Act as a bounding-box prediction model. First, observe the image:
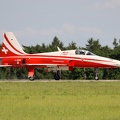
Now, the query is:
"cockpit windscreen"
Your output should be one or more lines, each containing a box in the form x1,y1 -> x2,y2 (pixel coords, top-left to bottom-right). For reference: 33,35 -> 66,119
75,49 -> 95,55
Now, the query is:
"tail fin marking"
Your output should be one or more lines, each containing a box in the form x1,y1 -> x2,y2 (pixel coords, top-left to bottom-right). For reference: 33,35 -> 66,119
0,32 -> 26,56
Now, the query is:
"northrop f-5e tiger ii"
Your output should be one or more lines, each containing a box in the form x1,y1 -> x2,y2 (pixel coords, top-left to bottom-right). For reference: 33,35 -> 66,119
0,32 -> 120,80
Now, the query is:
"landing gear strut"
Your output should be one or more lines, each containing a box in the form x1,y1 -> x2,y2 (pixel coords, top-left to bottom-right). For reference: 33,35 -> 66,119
28,66 -> 35,81
94,68 -> 99,80
54,70 -> 60,80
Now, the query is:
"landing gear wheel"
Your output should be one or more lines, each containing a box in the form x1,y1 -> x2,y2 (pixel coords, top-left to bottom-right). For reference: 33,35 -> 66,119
95,76 -> 99,80
28,76 -> 35,81
54,71 -> 60,80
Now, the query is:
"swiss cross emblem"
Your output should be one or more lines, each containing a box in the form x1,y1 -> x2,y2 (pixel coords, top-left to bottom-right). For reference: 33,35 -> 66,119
2,47 -> 8,54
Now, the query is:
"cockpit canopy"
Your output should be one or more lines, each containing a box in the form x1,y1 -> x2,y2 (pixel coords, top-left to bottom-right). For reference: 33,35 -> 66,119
75,49 -> 95,55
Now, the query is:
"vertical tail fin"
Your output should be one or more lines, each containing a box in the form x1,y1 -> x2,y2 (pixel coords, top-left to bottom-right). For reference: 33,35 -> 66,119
0,32 -> 26,57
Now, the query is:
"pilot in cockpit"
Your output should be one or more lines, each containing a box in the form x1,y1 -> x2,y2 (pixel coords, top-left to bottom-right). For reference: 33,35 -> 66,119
75,49 -> 95,55
75,49 -> 85,55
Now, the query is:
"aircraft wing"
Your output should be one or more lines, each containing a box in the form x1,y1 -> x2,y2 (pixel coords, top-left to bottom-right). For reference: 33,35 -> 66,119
0,65 -> 12,67
24,63 -> 67,67
24,63 -> 68,71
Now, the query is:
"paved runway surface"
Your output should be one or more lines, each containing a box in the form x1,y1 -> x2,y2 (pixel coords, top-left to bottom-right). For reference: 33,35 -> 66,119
0,79 -> 120,82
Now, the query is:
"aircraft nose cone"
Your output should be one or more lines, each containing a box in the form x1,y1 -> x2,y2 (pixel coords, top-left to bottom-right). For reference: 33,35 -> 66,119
113,59 -> 120,67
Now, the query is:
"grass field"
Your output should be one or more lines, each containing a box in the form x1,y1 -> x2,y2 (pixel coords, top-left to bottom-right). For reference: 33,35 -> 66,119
0,81 -> 120,120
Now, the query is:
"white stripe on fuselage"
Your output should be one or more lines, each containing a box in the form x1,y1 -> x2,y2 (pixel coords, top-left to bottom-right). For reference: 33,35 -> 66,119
7,53 -> 120,67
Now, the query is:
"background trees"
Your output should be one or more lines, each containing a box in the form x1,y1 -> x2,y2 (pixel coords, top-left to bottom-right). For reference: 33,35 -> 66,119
0,37 -> 120,80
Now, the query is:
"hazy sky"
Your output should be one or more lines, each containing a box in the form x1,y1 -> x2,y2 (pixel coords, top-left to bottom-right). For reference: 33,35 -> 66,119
0,0 -> 120,48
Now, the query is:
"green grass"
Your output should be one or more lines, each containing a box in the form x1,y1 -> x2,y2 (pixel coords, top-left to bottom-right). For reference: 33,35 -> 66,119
0,81 -> 120,120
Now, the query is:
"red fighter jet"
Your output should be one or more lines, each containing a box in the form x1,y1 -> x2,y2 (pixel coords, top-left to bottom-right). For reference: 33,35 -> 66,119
0,32 -> 120,80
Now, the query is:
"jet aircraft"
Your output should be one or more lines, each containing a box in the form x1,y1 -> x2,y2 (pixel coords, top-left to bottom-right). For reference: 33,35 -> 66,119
0,32 -> 120,80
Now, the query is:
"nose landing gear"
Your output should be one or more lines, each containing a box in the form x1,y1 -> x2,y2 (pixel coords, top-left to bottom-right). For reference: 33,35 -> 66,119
94,68 -> 99,80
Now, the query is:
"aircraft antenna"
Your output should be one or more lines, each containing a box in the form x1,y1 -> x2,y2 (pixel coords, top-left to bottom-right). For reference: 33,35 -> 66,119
57,46 -> 61,51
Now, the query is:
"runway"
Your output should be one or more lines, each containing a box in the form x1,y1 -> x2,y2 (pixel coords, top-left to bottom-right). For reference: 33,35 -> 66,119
0,79 -> 120,82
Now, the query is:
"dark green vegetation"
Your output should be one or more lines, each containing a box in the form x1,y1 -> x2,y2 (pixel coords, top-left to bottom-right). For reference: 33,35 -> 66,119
0,81 -> 120,120
0,37 -> 120,79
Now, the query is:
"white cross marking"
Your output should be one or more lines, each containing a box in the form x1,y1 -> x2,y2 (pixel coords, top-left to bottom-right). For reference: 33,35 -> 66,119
2,47 -> 8,54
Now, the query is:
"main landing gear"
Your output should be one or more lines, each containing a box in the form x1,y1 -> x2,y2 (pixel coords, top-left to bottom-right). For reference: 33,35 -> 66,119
54,70 -> 60,80
27,66 -> 61,81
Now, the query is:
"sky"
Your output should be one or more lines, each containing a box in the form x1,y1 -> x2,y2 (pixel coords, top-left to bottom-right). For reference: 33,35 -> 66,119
0,0 -> 120,48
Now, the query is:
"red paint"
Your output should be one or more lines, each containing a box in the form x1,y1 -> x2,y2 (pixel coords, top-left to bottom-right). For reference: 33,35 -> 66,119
0,32 -> 120,79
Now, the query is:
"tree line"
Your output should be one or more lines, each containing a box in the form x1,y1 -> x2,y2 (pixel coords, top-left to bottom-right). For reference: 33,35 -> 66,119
0,37 -> 120,80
